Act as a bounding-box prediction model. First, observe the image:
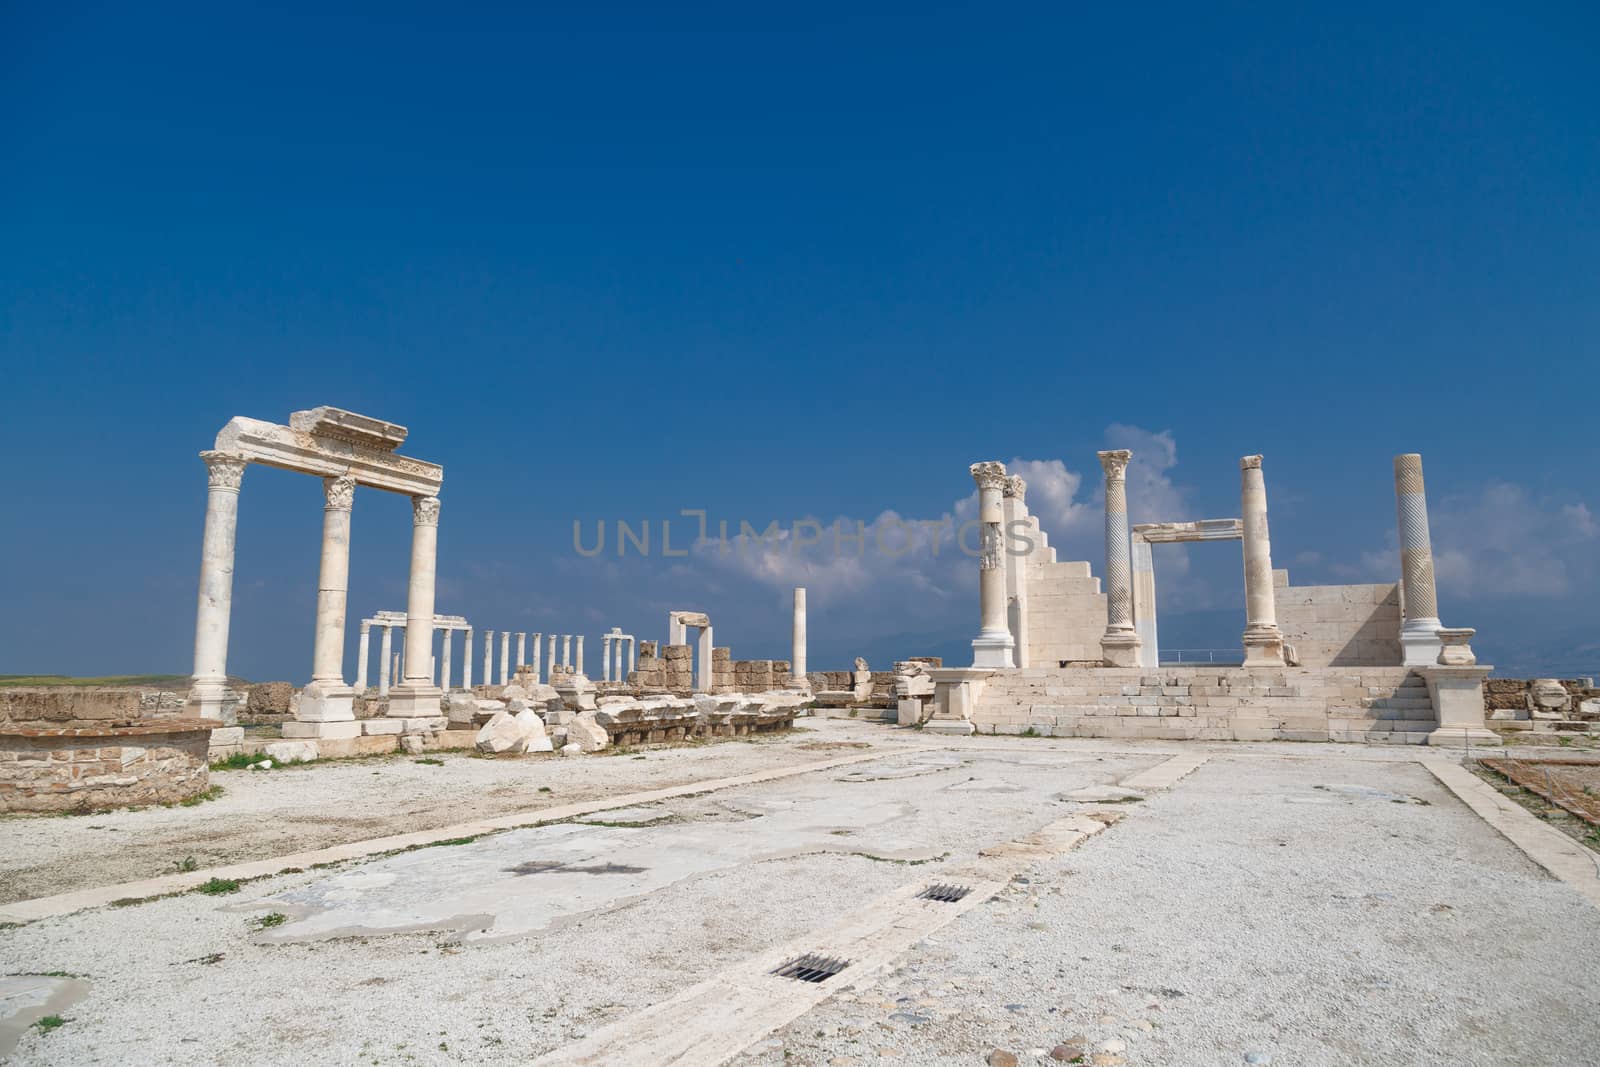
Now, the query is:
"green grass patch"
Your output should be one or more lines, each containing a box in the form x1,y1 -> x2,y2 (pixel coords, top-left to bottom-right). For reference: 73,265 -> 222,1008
253,912 -> 287,929
34,1015 -> 66,1034
173,856 -> 199,873
195,877 -> 240,895
209,752 -> 263,771
175,785 -> 224,807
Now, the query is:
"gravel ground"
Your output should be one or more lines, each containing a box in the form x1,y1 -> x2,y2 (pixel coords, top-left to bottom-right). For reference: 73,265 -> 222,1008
753,754 -> 1600,1067
1,746 -> 1157,1065
0,725 -> 924,904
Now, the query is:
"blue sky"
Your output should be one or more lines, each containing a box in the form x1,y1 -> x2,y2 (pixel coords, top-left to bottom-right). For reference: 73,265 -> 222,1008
2,2 -> 1596,680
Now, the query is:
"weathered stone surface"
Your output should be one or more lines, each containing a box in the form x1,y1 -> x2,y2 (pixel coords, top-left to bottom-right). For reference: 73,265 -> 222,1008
1529,678 -> 1572,718
560,742 -> 583,757
474,706 -> 548,756
567,713 -> 609,753
264,740 -> 318,764
245,681 -> 295,718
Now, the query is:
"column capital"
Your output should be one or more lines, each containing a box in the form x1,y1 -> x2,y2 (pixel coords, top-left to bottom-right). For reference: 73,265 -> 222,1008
1002,475 -> 1026,501
323,473 -> 357,510
360,620 -> 371,633
1097,449 -> 1132,480
969,461 -> 1008,491
200,450 -> 248,490
1240,454 -> 1264,471
412,495 -> 441,526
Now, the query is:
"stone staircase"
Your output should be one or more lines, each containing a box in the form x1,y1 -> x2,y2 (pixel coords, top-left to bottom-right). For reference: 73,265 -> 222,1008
1332,673 -> 1435,744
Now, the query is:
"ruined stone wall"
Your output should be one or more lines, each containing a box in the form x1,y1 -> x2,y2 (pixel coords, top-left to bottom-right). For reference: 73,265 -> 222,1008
0,725 -> 213,812
1274,580 -> 1401,667
1024,560 -> 1107,667
1484,678 -> 1598,713
973,666 -> 1428,743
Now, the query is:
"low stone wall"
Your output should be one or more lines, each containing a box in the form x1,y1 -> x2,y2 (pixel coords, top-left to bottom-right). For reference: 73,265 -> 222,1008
1485,677 -> 1598,713
971,666 -> 1431,743
0,687 -> 183,725
0,720 -> 215,812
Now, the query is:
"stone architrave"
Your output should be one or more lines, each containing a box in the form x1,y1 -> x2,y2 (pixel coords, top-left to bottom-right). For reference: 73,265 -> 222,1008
969,462 -> 1016,669
1096,450 -> 1141,667
1238,455 -> 1286,667
1394,453 -> 1445,666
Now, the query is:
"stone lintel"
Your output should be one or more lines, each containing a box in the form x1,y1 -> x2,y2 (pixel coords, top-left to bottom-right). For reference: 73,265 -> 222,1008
1131,518 -> 1243,544
213,416 -> 442,497
288,406 -> 407,451
670,611 -> 712,628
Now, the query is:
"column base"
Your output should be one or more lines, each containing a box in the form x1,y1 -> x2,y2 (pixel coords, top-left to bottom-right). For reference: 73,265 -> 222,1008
1100,632 -> 1142,668
282,719 -> 362,740
1426,726 -> 1502,748
971,632 -> 1016,669
385,685 -> 443,719
297,681 -> 356,722
1242,630 -> 1286,667
185,682 -> 241,726
924,719 -> 976,735
1401,623 -> 1444,667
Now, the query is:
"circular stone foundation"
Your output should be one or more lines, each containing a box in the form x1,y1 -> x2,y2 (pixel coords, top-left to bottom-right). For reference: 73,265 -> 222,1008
0,718 -> 220,813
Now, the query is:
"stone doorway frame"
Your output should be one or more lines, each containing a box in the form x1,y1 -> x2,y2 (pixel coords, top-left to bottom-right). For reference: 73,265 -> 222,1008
667,611 -> 714,693
1129,518 -> 1243,669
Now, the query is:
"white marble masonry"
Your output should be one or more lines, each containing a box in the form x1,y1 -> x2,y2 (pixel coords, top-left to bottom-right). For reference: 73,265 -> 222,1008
969,461 -> 1016,669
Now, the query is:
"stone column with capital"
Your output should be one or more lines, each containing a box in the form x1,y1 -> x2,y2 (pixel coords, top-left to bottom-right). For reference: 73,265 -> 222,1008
499,631 -> 511,685
482,630 -> 494,690
379,625 -> 394,696
563,634 -> 573,668
187,451 -> 249,723
356,621 -> 372,691
601,635 -> 612,682
1239,455 -> 1286,666
576,634 -> 585,676
516,631 -> 526,670
791,587 -> 809,688
387,495 -> 443,720
969,462 -> 1017,668
1097,450 -> 1142,667
463,628 -> 474,689
1394,453 -> 1445,666
549,633 -> 559,673
300,474 -> 359,723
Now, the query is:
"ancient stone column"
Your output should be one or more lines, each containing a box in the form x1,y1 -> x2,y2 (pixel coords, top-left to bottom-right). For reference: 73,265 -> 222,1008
627,637 -> 636,675
187,451 -> 249,723
1002,476 -> 1030,668
792,587 -> 808,686
356,621 -> 371,691
440,627 -> 453,690
969,462 -> 1016,668
601,635 -> 612,682
1096,450 -> 1142,667
697,626 -> 714,692
300,474 -> 359,721
1394,453 -> 1444,666
562,634 -> 572,668
463,628 -> 474,689
531,632 -> 542,684
499,631 -> 511,684
389,495 -> 443,716
576,634 -> 585,675
482,630 -> 494,689
516,631 -> 526,670
1239,456 -> 1286,667
549,633 -> 558,672
379,625 -> 393,697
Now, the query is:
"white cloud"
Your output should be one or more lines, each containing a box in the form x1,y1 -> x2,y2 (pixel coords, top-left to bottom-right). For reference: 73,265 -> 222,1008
1343,481 -> 1596,600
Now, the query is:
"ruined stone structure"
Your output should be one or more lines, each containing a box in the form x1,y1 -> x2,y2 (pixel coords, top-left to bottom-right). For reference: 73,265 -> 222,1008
186,407 -> 446,747
939,451 -> 1497,747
